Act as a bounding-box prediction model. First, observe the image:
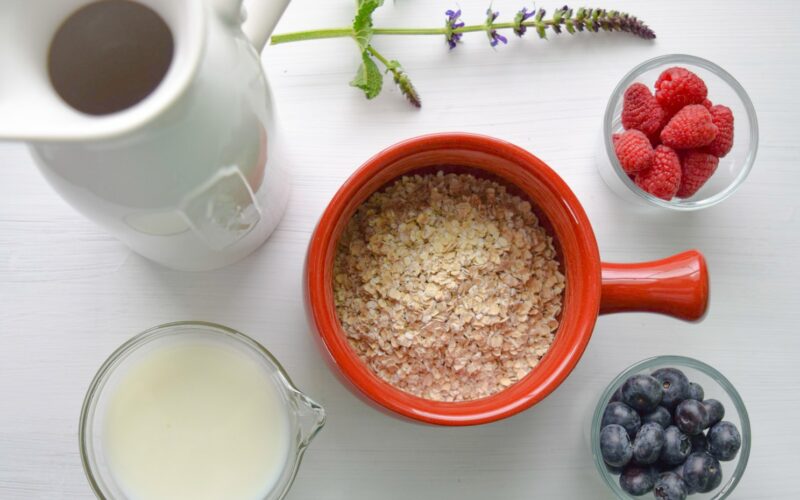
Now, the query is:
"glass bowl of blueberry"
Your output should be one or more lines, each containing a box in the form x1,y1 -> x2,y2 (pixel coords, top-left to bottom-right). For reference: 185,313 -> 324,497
591,356 -> 750,499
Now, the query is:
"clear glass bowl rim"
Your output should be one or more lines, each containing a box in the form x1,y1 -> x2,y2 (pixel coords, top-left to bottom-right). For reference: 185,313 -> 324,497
603,53 -> 759,211
590,355 -> 751,499
78,320 -> 325,500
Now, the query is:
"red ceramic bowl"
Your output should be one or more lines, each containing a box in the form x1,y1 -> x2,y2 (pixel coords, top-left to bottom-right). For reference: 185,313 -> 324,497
305,133 -> 709,426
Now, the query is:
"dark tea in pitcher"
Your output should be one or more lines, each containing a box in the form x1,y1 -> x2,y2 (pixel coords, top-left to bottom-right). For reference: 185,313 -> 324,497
48,0 -> 174,115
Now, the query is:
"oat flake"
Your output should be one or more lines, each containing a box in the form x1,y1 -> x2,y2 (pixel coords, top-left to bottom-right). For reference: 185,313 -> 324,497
333,172 -> 565,402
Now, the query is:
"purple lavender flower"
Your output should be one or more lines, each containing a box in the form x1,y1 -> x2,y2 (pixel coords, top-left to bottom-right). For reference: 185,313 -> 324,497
513,7 -> 536,37
444,9 -> 464,49
485,8 -> 507,47
490,30 -> 508,47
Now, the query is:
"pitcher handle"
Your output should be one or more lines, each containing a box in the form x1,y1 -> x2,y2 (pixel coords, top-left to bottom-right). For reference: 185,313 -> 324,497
599,250 -> 709,322
242,0 -> 291,52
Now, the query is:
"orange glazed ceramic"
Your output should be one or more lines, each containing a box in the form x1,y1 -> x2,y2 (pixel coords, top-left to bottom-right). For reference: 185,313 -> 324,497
305,133 -> 709,426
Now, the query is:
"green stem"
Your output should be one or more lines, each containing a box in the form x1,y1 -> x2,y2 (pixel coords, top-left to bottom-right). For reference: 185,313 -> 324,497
366,45 -> 421,108
375,23 -> 516,35
270,28 -> 353,44
271,21 -> 549,45
365,45 -> 391,67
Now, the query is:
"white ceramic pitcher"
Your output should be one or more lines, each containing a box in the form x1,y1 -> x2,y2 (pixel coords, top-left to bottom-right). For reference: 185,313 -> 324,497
0,0 -> 291,270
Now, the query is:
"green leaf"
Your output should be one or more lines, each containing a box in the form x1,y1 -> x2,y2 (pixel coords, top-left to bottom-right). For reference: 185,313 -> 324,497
349,53 -> 383,99
353,0 -> 384,51
536,22 -> 547,39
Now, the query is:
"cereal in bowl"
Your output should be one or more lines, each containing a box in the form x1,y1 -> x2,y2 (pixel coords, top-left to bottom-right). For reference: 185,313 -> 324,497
333,172 -> 565,401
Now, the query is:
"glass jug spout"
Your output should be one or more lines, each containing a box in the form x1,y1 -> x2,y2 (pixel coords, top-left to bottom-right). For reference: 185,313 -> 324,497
290,390 -> 326,448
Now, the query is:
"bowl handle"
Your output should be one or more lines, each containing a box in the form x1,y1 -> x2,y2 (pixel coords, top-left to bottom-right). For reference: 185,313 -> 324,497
599,250 -> 709,322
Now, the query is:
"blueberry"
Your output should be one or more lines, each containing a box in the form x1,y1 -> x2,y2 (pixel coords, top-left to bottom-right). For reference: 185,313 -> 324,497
660,426 -> 691,465
654,471 -> 688,500
674,400 -> 708,436
632,422 -> 665,465
642,406 -> 672,428
619,464 -> 657,496
621,374 -> 664,413
703,399 -> 725,428
606,462 -> 625,475
600,424 -> 633,468
651,368 -> 690,410
707,421 -> 741,461
690,432 -> 708,453
610,385 -> 624,403
682,452 -> 722,493
687,382 -> 704,401
656,461 -> 683,476
602,402 -> 642,439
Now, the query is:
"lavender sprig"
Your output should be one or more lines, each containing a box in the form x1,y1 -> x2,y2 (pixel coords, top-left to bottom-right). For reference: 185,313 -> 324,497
445,9 -> 465,49
513,7 -> 536,37
485,8 -> 508,47
271,4 -> 656,107
560,7 -> 656,40
366,46 -> 422,108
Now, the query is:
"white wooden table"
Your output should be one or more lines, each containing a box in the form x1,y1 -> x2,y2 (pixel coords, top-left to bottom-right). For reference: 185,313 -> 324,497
2,1 -> 798,498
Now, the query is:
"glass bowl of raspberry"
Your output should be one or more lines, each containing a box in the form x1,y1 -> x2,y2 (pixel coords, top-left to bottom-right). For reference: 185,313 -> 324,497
598,54 -> 758,211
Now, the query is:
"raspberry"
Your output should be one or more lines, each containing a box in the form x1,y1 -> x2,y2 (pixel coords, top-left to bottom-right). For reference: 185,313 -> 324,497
701,98 -> 713,110
678,150 -> 719,198
613,129 -> 654,173
655,67 -> 708,113
621,83 -> 666,139
660,105 -> 718,149
703,105 -> 734,157
635,145 -> 682,200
